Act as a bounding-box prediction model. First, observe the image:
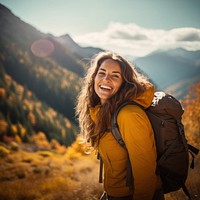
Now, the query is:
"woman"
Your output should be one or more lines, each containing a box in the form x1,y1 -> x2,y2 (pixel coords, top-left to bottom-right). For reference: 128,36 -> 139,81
76,51 -> 164,200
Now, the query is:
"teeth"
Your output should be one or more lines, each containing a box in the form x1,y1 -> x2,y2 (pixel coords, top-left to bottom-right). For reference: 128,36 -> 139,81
100,85 -> 112,90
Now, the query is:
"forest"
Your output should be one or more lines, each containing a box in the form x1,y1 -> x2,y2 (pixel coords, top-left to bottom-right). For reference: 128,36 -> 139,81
0,65 -> 77,146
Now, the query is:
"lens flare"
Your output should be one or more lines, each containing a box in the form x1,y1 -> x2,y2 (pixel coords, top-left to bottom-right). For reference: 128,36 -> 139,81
30,39 -> 54,57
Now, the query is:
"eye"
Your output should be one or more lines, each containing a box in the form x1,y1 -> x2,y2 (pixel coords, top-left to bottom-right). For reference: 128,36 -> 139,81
112,74 -> 119,78
112,74 -> 121,80
97,71 -> 105,76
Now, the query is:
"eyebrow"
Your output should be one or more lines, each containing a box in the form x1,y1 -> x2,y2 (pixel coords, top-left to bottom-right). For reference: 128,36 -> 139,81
99,67 -> 121,74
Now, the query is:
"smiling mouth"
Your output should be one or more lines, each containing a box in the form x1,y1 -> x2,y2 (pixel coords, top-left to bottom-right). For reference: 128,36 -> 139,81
99,85 -> 112,91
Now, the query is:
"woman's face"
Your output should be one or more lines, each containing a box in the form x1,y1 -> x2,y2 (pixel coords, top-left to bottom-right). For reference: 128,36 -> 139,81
94,59 -> 123,104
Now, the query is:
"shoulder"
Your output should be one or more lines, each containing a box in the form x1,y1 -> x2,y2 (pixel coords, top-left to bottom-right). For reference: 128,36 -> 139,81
116,104 -> 153,144
116,104 -> 151,129
117,104 -> 146,120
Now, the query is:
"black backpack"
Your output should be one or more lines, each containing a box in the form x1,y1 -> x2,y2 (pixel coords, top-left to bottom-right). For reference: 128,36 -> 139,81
110,91 -> 199,199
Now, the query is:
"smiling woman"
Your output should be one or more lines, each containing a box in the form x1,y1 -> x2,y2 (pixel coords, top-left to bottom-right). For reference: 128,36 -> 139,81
76,51 -> 164,200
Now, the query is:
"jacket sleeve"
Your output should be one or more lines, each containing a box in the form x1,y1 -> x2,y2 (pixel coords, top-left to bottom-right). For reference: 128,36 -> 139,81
117,105 -> 159,200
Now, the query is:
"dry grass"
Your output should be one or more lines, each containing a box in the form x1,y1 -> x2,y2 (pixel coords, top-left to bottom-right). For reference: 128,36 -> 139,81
0,143 -> 103,200
0,141 -> 199,200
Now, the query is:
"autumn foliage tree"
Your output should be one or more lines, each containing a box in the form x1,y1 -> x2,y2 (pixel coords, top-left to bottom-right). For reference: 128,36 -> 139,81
182,82 -> 200,147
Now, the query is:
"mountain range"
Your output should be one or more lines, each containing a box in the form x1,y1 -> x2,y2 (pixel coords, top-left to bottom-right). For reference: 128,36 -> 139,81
0,3 -> 199,145
135,48 -> 200,98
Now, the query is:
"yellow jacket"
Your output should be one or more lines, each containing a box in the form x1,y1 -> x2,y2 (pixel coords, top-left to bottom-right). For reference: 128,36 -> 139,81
90,85 -> 162,200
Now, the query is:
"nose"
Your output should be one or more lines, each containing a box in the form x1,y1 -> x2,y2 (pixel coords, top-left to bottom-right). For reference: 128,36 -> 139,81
104,74 -> 111,81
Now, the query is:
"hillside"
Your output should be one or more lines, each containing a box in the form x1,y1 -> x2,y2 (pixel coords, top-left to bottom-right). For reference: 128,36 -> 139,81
0,4 -> 86,119
0,4 -> 87,145
0,66 -> 77,146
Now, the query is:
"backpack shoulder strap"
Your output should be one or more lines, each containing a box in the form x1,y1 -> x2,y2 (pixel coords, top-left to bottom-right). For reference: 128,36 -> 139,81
111,100 -> 144,186
97,152 -> 103,183
112,100 -> 144,148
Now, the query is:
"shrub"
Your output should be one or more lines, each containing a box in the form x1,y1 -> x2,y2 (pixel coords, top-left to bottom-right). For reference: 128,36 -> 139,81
0,145 -> 10,157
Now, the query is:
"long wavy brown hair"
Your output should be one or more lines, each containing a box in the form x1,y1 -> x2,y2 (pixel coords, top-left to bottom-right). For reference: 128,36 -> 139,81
76,51 -> 151,146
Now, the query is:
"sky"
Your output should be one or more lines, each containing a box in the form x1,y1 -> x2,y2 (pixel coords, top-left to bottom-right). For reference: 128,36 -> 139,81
1,0 -> 200,57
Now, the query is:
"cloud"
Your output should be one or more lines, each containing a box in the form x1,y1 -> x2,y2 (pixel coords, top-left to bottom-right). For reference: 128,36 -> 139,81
172,28 -> 200,41
74,22 -> 200,57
